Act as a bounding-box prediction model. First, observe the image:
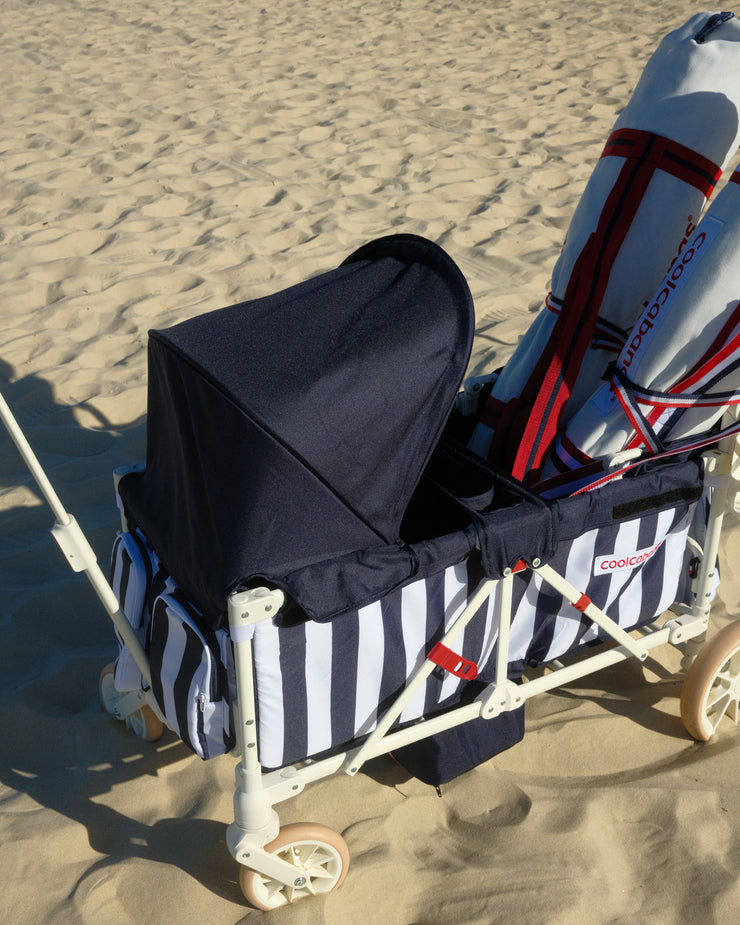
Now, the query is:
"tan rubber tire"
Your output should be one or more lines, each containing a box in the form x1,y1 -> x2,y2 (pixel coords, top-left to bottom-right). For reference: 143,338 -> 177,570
99,663 -> 164,743
680,622 -> 740,741
239,822 -> 350,910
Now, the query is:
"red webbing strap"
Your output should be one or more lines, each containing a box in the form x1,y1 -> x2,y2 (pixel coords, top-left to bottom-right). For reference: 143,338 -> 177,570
603,129 -> 721,197
505,132 -> 658,477
676,310 -> 740,393
486,130 -> 720,481
544,408 -> 740,499
626,308 -> 740,450
428,642 -> 479,680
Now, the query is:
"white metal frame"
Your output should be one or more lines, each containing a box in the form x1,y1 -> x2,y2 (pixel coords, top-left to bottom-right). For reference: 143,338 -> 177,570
223,443 -> 738,889
3,387 -> 738,895
0,394 -> 164,726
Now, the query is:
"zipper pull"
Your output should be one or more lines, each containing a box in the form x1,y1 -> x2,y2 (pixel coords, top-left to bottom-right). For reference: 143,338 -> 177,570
694,12 -> 735,45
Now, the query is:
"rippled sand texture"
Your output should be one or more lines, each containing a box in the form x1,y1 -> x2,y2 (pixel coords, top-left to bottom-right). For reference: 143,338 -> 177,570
2,1 -> 740,923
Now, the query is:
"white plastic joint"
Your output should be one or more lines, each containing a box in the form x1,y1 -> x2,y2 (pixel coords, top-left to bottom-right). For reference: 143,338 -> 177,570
228,587 -> 285,626
51,516 -> 97,573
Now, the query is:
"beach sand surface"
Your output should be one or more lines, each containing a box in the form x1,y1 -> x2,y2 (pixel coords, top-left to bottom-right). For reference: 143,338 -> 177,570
2,1 -> 740,922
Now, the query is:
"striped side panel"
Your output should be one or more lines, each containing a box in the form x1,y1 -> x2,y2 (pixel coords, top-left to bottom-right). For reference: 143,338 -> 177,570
260,556 -> 510,769
255,494 -> 700,769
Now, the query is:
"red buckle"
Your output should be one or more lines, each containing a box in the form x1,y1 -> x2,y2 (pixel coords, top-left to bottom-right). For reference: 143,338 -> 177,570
428,642 -> 479,680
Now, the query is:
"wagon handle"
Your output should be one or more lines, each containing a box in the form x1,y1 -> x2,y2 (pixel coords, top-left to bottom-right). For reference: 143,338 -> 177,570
0,389 -> 71,525
0,389 -> 152,685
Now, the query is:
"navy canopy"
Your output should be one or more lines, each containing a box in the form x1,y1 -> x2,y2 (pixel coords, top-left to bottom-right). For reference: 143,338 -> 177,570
119,235 -> 476,626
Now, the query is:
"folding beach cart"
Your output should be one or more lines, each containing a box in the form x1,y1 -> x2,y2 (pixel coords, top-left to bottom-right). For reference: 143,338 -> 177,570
3,234 -> 740,911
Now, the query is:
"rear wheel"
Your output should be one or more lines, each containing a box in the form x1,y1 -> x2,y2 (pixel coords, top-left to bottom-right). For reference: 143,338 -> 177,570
680,623 -> 740,741
239,822 -> 349,910
99,662 -> 163,742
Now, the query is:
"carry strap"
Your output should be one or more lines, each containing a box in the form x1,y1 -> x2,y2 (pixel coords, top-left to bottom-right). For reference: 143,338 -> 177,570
572,417 -> 740,495
535,369 -> 740,498
480,130 -> 721,481
612,366 -> 740,452
620,302 -> 740,452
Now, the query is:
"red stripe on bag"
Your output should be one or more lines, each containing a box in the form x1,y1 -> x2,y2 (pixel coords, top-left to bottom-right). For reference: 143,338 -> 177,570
480,131 -> 720,481
509,135 -> 659,477
603,129 -> 721,196
634,307 -> 740,440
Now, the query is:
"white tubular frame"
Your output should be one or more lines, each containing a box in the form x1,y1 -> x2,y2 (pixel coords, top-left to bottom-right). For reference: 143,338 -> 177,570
4,383 -> 736,893
0,391 -> 152,687
225,444 -> 737,886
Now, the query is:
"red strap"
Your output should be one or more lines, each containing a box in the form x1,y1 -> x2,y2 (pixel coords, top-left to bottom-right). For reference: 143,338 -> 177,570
486,130 -> 719,481
428,643 -> 479,680
603,129 -> 721,197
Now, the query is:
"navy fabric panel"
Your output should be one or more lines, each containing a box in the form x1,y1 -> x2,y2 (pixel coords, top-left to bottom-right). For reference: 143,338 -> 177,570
476,501 -> 556,577
277,622 -> 309,765
520,572 -> 565,665
276,528 -> 476,623
119,234 -> 474,628
173,621 -> 204,755
377,589 -> 407,719
392,705 -> 525,786
159,234 -> 474,538
421,569 -> 449,715
552,458 -> 702,541
457,559 -> 487,677
329,610 -> 359,750
121,359 -> 383,627
148,599 -> 169,725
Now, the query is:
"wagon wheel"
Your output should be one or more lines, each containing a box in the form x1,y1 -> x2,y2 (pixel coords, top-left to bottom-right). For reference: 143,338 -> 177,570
99,662 -> 164,742
239,822 -> 350,910
680,622 -> 740,741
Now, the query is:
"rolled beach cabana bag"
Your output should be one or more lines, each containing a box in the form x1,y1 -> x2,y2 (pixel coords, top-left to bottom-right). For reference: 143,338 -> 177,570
468,11 -> 740,481
535,171 -> 740,498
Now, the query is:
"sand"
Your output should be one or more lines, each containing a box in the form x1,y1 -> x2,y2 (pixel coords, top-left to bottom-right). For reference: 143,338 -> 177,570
2,1 -> 740,922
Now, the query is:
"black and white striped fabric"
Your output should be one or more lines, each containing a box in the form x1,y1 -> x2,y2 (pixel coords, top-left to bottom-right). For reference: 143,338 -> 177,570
110,532 -> 233,759
253,493 -> 699,769
109,529 -> 163,692
110,467 -> 705,767
148,587 -> 235,759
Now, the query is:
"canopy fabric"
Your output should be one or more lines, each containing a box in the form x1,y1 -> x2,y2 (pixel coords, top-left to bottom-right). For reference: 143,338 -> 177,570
119,235 -> 475,627
468,11 -> 740,481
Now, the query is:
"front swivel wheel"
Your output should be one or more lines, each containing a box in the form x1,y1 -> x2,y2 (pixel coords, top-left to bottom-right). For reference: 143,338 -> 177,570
239,822 -> 349,910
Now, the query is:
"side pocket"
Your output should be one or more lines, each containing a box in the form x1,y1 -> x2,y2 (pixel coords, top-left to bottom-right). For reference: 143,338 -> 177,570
148,588 -> 234,760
